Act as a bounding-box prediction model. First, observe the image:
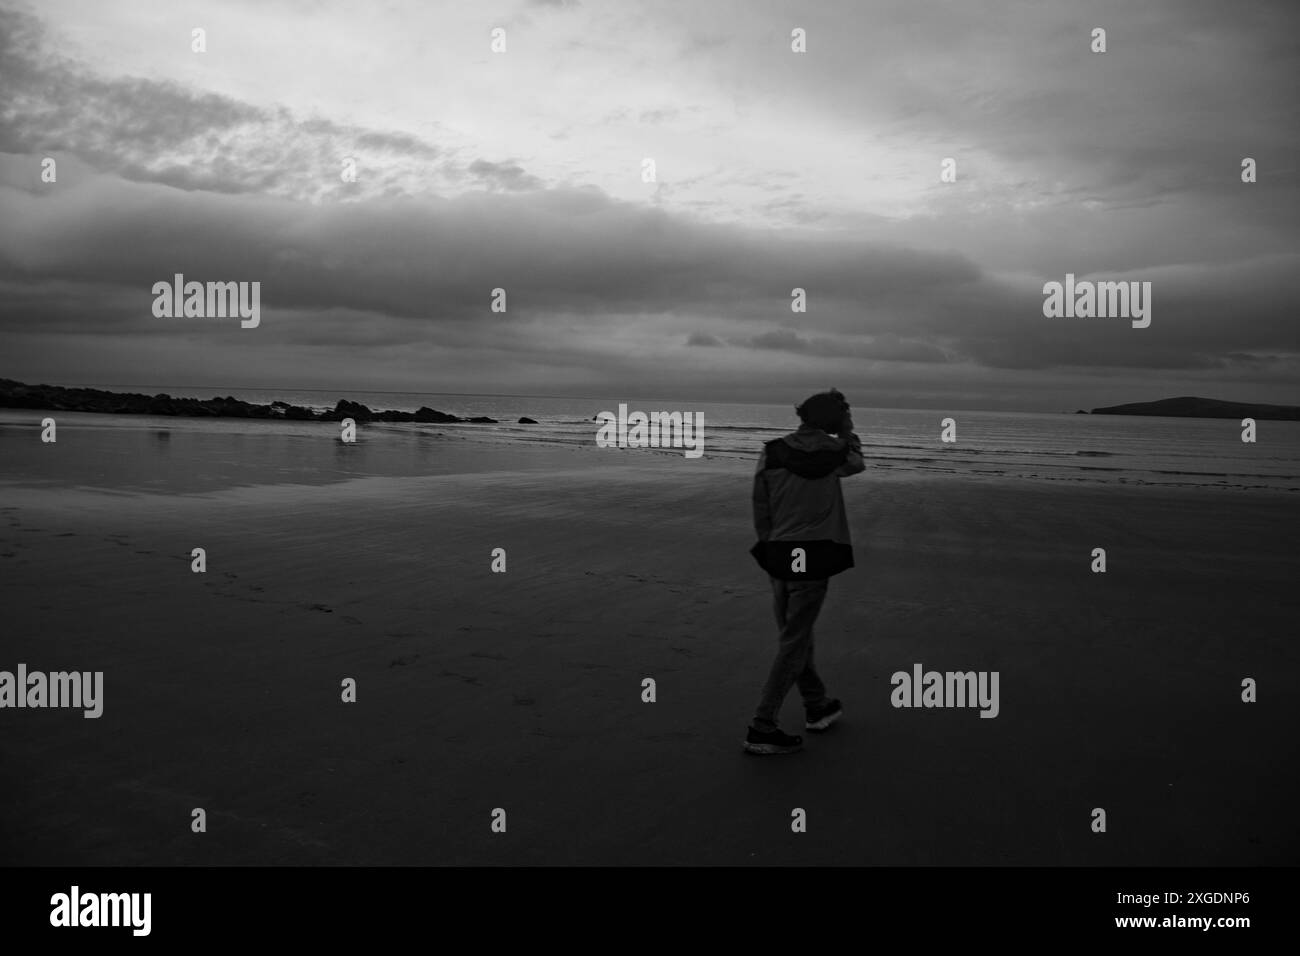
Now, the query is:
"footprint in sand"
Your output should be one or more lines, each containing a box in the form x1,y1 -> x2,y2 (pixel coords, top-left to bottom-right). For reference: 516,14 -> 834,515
389,654 -> 420,667
471,652 -> 507,661
439,670 -> 481,686
56,532 -> 76,537
341,615 -> 362,625
512,695 -> 536,706
646,731 -> 698,742
303,603 -> 334,613
669,646 -> 699,658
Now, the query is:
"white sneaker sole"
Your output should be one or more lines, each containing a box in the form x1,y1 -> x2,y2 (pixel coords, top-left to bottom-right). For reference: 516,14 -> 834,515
805,710 -> 842,732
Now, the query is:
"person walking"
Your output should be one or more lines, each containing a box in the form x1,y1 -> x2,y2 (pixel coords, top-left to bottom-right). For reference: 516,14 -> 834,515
744,388 -> 864,755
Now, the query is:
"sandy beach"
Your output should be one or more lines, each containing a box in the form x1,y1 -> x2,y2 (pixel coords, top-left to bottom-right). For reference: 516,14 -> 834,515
1,420 -> 1295,867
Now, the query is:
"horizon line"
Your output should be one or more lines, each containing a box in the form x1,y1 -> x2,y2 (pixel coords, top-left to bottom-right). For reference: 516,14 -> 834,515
23,380 -> 1090,416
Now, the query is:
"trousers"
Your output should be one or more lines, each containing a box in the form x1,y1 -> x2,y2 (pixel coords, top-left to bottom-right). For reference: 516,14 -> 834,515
752,576 -> 829,731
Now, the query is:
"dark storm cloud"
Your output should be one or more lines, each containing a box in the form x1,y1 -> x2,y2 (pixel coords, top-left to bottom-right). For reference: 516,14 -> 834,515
750,330 -> 810,352
468,160 -> 545,192
0,158 -> 988,327
685,332 -> 722,347
1,150 -> 1296,384
0,6 -> 454,201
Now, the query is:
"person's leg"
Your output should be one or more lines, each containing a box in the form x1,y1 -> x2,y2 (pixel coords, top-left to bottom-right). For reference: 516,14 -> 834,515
752,577 -> 790,732
752,577 -> 829,731
795,620 -> 828,709
771,574 -> 788,629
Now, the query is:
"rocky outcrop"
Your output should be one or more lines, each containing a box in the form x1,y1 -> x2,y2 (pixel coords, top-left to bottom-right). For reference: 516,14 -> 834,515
322,399 -> 374,423
0,379 -> 515,426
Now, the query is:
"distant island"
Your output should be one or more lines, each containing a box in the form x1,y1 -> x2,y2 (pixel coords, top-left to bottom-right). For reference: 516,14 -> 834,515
0,378 -> 530,425
1089,396 -> 1300,421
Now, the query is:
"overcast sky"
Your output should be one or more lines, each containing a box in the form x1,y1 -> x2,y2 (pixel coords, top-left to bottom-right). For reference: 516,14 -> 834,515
1,0 -> 1296,411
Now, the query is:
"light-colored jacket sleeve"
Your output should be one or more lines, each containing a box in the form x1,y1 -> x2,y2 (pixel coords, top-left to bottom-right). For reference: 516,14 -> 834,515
835,430 -> 866,477
752,447 -> 772,540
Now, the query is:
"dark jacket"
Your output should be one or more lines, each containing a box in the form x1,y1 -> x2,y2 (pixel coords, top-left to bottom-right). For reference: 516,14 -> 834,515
750,425 -> 865,580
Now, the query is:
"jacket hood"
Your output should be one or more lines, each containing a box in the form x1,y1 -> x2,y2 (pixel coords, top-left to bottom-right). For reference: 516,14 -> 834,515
781,427 -> 844,452
763,427 -> 849,479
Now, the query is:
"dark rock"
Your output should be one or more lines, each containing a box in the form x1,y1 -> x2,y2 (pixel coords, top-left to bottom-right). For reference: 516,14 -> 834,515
413,406 -> 460,424
327,399 -> 374,422
518,416 -> 538,424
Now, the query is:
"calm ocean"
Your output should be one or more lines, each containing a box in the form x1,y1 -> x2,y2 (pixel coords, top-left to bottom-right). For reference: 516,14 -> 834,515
26,384 -> 1299,492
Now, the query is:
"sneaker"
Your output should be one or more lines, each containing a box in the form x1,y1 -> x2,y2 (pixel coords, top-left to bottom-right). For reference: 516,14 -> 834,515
805,698 -> 842,732
743,726 -> 803,755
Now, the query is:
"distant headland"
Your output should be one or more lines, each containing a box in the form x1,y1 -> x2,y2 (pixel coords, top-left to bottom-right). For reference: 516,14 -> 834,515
1087,396 -> 1300,421
0,378 -> 531,425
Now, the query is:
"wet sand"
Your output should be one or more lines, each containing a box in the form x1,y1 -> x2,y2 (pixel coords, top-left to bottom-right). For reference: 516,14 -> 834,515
0,429 -> 1296,865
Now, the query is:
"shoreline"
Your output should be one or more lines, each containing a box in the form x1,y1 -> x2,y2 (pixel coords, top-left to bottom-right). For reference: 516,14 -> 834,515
3,407 -> 1297,496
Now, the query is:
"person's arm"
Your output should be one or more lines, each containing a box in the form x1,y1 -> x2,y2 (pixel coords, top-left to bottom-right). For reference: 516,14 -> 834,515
835,412 -> 866,477
752,447 -> 773,540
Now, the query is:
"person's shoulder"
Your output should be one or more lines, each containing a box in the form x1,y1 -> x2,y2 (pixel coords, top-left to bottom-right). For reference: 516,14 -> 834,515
758,434 -> 796,454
